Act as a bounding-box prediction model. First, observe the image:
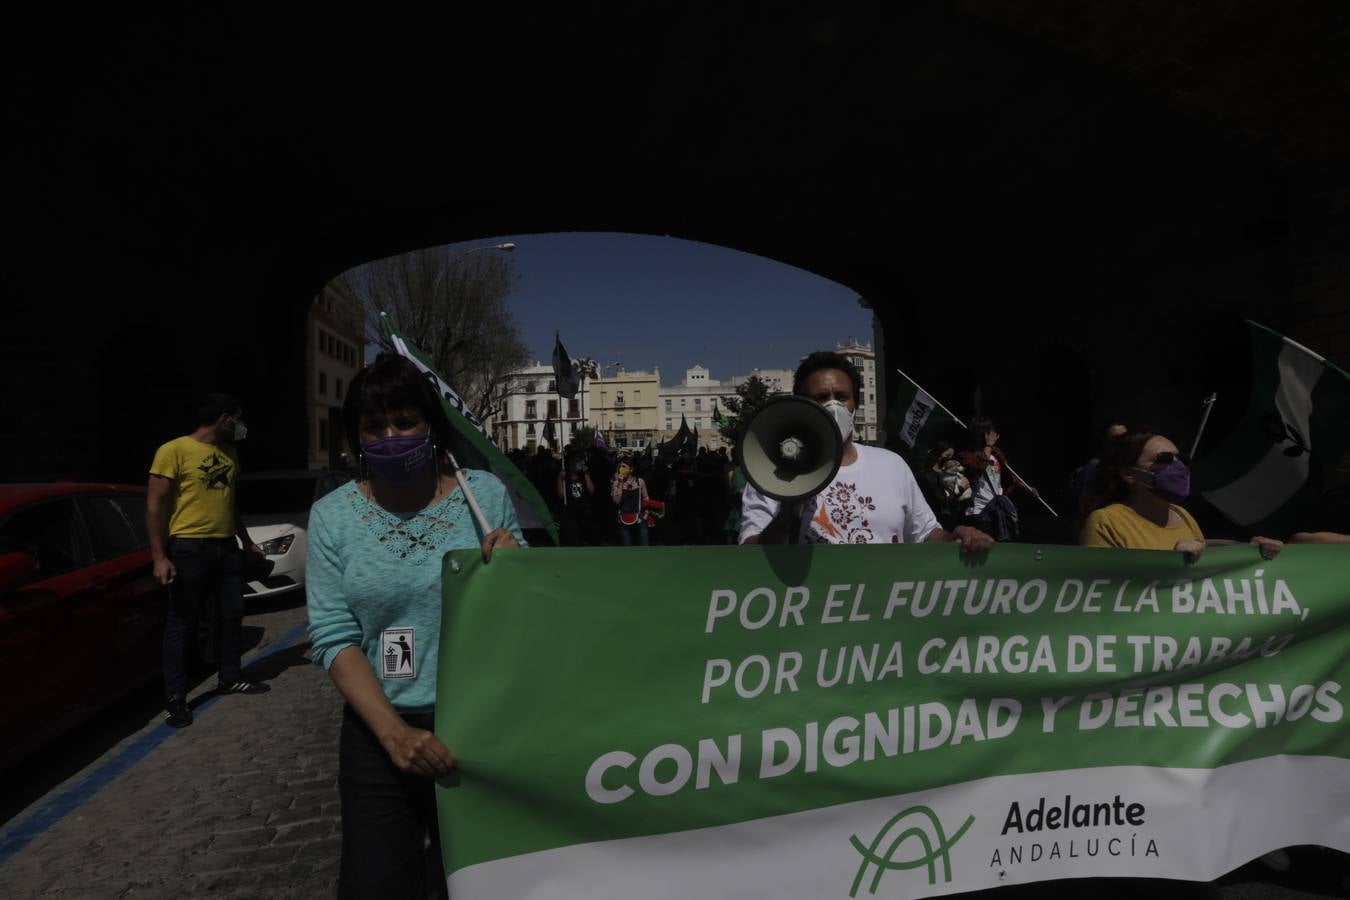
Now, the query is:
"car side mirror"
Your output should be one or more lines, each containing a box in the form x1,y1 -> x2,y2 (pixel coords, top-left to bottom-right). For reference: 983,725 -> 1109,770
0,550 -> 39,594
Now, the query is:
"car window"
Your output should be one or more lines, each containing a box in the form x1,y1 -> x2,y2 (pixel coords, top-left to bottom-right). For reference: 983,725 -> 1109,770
0,498 -> 93,579
236,478 -> 320,515
80,496 -> 143,560
118,495 -> 150,547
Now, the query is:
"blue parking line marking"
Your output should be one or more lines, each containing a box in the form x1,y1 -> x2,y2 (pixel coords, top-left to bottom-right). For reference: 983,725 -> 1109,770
0,620 -> 311,866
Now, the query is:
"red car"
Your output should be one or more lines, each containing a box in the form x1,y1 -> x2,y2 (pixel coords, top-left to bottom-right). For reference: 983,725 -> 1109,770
0,484 -> 169,770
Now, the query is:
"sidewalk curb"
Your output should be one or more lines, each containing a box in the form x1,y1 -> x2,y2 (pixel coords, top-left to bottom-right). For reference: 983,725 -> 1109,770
0,620 -> 311,866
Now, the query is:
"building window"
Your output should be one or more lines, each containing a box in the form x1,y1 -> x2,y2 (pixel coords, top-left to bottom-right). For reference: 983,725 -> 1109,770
335,377 -> 343,400
681,398 -> 687,407
318,417 -> 328,451
694,398 -> 702,411
666,418 -> 673,430
316,330 -> 324,353
547,379 -> 556,392
869,393 -> 874,404
547,400 -> 558,418
567,399 -> 579,418
525,400 -> 537,420
616,391 -> 624,407
318,371 -> 327,395
664,399 -> 671,412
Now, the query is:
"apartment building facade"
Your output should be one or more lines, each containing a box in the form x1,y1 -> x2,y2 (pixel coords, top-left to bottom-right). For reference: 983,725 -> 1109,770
308,291 -> 364,469
488,362 -> 590,452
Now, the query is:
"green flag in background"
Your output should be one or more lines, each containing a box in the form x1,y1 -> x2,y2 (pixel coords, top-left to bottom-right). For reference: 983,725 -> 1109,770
380,313 -> 558,544
1195,321 -> 1350,537
892,369 -> 958,463
713,402 -> 730,430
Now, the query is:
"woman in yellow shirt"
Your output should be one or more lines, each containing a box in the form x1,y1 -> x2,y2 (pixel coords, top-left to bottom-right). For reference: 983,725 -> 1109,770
1078,430 -> 1282,562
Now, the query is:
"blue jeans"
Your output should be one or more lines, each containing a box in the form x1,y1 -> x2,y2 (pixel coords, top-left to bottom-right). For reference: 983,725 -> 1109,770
619,521 -> 649,546
161,536 -> 243,698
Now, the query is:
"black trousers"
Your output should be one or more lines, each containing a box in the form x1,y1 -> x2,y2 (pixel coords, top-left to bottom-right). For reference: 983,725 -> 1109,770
339,705 -> 448,900
161,536 -> 243,698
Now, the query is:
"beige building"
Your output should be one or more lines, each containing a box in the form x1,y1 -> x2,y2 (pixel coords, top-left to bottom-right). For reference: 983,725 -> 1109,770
308,291 -> 364,469
591,367 -> 661,450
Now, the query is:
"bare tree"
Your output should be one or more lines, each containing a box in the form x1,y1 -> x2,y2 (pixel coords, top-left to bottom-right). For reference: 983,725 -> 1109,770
324,247 -> 531,421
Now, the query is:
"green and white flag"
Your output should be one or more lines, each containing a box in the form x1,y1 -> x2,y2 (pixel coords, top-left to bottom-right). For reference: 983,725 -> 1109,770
381,313 -> 558,543
436,543 -> 1350,898
891,368 -> 957,460
1196,320 -> 1350,536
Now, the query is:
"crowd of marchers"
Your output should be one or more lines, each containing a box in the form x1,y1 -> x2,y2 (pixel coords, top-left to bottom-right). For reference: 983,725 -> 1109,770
508,350 -> 1349,557
507,443 -> 747,547
135,348 -> 1344,898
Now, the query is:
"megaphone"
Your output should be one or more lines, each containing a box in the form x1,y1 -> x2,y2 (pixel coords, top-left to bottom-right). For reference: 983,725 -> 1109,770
735,395 -> 844,502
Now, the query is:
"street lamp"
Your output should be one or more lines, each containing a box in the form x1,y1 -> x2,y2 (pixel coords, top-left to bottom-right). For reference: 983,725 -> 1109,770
447,241 -> 516,268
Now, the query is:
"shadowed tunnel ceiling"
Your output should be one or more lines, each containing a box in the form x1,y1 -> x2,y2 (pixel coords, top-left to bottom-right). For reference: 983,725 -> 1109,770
4,2 -> 1348,509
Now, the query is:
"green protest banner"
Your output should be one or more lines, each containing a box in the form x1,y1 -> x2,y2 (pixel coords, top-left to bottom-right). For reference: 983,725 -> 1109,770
435,544 -> 1350,898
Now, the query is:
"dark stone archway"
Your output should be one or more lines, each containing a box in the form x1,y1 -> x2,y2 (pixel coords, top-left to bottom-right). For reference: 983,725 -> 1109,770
5,4 -> 1347,526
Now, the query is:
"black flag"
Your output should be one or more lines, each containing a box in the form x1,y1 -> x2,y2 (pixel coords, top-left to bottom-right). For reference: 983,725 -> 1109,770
660,414 -> 696,464
552,332 -> 580,399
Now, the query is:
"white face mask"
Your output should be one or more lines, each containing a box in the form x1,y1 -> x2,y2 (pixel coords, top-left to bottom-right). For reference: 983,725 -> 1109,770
821,399 -> 854,442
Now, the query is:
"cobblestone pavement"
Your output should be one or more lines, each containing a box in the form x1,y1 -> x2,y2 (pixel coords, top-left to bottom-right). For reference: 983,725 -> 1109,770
0,597 -> 343,898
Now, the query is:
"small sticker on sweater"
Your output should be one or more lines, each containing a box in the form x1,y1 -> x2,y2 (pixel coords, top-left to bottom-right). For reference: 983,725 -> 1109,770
381,627 -> 416,679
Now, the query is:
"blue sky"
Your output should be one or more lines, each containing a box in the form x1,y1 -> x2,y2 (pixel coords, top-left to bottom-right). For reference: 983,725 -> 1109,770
449,232 -> 874,386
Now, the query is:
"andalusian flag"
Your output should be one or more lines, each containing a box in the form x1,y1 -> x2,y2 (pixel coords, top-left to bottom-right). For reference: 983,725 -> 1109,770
712,402 -> 730,430
380,313 -> 558,544
891,369 -> 958,462
1196,321 -> 1350,537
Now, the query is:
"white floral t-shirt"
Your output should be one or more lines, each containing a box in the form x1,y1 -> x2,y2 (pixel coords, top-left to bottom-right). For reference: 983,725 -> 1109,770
738,444 -> 940,545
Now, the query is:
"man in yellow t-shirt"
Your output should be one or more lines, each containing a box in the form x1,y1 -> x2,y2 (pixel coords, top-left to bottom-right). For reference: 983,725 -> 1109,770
147,392 -> 270,729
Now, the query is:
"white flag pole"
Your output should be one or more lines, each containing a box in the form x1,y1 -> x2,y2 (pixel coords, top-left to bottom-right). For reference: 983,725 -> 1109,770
445,451 -> 493,537
895,367 -> 1059,518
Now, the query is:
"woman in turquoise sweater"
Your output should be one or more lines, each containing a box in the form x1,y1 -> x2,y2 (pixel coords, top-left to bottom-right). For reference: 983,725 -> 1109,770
306,354 -> 525,899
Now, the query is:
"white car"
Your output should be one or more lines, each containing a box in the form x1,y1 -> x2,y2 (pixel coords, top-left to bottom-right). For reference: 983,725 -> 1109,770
237,469 -> 352,600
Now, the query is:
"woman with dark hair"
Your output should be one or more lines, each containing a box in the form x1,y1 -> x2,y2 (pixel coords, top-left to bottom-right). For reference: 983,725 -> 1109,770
305,353 -> 525,898
610,452 -> 650,545
1079,429 -> 1282,562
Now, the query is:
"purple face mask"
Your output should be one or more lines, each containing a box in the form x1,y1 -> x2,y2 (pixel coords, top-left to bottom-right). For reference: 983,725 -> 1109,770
1138,459 -> 1191,502
361,433 -> 434,483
